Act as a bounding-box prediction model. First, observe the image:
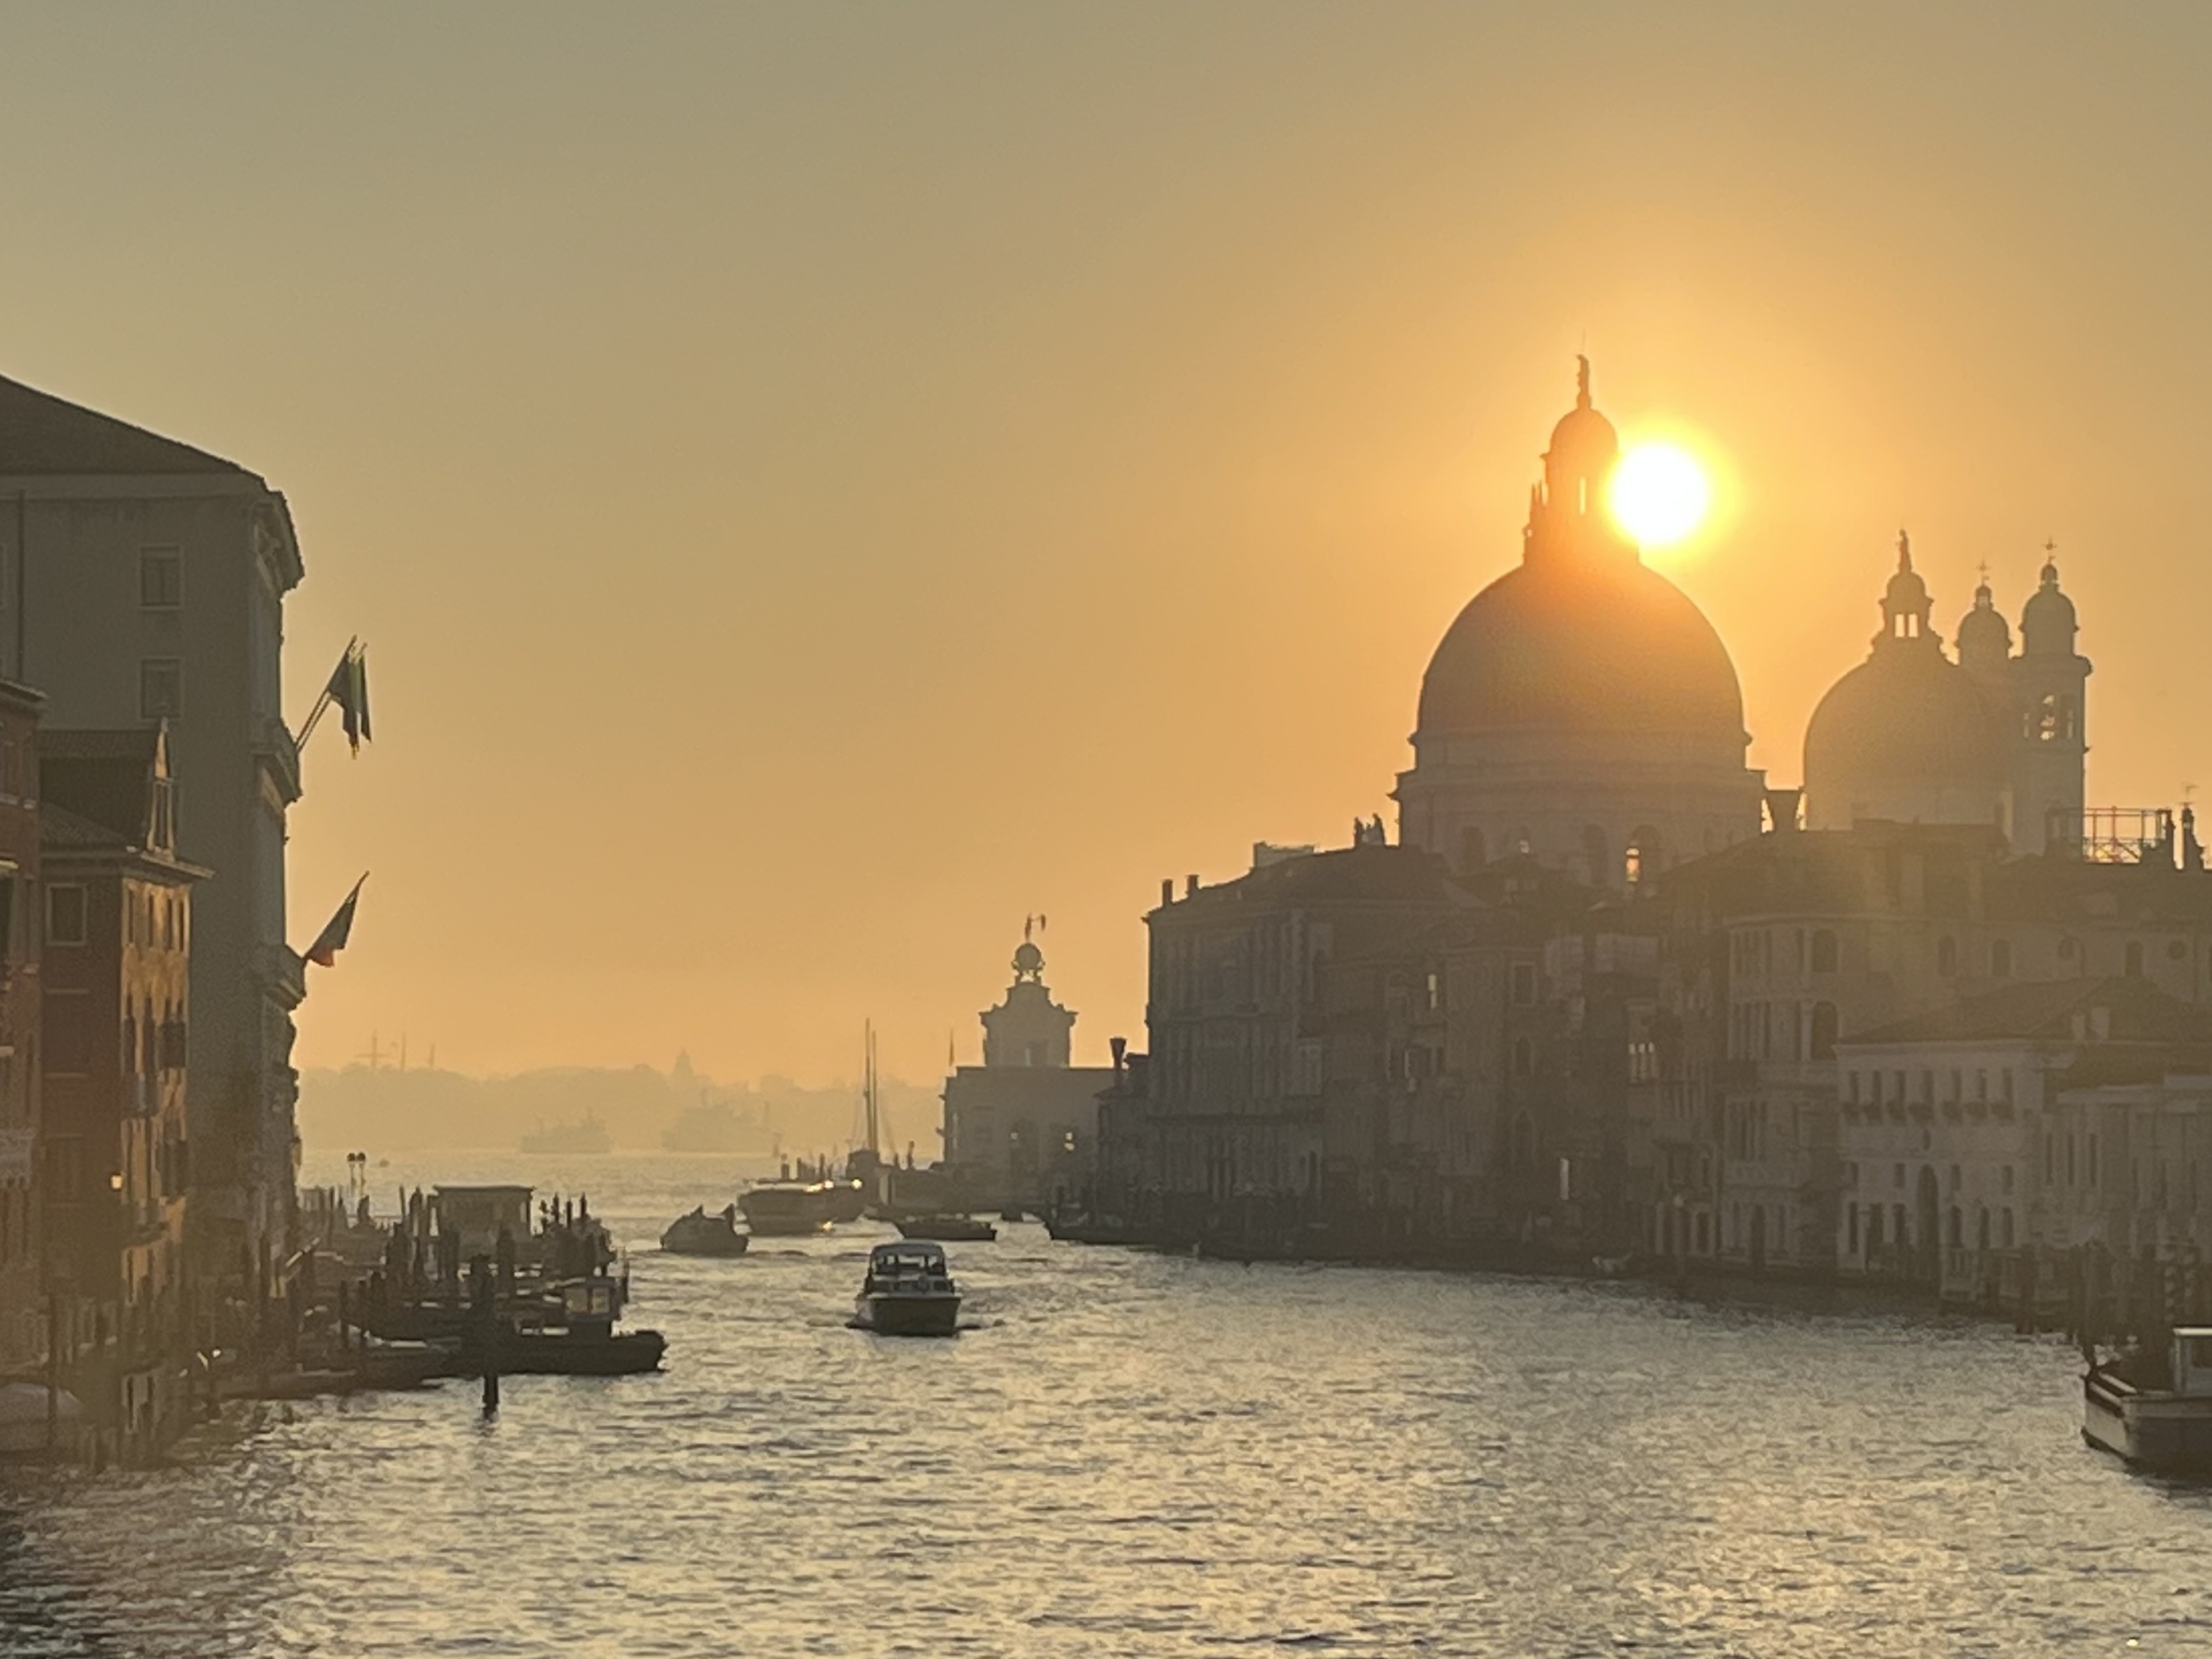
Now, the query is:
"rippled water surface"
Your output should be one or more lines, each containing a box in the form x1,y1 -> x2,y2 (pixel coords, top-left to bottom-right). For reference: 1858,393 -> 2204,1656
6,1154 -> 2212,1656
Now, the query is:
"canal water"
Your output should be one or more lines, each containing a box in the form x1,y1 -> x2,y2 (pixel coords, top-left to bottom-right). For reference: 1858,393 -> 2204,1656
3,1153 -> 2211,1656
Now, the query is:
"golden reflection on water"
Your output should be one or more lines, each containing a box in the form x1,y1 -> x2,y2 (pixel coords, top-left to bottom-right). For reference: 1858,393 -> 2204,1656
6,1156 -> 2212,1657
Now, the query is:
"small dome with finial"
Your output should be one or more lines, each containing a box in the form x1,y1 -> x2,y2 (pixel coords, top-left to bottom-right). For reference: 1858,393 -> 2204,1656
2022,550 -> 2077,656
1956,565 -> 2012,676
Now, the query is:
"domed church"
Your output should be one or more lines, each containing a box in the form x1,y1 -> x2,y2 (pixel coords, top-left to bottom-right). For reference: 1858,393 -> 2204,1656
1802,537 -> 2089,851
1394,361 -> 1764,885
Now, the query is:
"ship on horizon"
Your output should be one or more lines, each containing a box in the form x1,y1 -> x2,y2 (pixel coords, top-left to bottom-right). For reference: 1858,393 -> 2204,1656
520,1113 -> 612,1156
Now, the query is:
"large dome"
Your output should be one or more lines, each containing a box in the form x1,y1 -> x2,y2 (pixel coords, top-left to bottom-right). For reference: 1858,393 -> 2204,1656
1416,556 -> 1747,740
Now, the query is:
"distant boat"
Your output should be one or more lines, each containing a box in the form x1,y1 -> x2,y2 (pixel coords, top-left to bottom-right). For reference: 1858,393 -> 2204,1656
853,1241 -> 961,1337
896,1214 -> 997,1243
520,1114 -> 611,1155
661,1204 -> 751,1257
738,1179 -> 837,1236
661,1098 -> 774,1155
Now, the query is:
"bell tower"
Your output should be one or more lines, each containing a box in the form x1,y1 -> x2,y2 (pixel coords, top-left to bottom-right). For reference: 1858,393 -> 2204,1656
2011,550 -> 2090,853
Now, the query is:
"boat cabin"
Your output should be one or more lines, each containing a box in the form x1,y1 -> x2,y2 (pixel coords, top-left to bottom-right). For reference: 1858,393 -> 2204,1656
433,1185 -> 533,1259
2174,1329 -> 2212,1397
865,1241 -> 953,1292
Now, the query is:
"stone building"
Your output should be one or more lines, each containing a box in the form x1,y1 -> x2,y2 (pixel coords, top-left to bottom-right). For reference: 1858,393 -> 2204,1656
1113,846 -> 1472,1239
0,374 -> 306,1296
1108,359 -> 2212,1284
39,725 -> 203,1447
1835,976 -> 2212,1304
941,937 -> 1115,1208
1393,361 -> 1764,885
0,678 -> 42,1375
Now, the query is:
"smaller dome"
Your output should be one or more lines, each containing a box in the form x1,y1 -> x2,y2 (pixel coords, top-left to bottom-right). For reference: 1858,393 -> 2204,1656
1957,577 -> 2011,663
1805,647 -> 2008,817
1012,941 -> 1045,977
2022,558 -> 2077,653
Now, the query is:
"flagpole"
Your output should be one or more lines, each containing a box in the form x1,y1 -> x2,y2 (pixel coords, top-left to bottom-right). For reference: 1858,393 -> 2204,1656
293,636 -> 357,749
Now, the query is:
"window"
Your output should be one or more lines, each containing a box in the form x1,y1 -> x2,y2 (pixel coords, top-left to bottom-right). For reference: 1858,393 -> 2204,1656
1990,939 -> 2011,978
1811,928 -> 1839,974
45,884 -> 87,946
139,547 -> 182,609
1425,971 -> 1440,1012
1510,963 -> 1538,1007
139,658 -> 182,720
2002,1164 -> 2014,1194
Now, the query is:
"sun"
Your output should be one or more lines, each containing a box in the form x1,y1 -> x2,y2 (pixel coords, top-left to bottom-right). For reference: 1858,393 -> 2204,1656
1609,443 -> 1710,548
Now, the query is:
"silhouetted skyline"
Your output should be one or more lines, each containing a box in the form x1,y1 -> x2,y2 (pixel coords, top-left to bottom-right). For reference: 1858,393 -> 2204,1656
6,5 -> 2210,1079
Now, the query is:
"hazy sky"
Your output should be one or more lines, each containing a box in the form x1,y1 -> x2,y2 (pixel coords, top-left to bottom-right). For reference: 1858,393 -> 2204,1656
6,4 -> 2211,1082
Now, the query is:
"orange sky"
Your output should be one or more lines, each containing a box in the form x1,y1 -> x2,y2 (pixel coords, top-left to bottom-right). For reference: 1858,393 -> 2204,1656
6,5 -> 2211,1082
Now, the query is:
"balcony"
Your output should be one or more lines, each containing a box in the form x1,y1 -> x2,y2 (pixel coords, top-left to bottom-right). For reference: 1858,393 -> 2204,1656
258,944 -> 307,1011
253,715 -> 303,806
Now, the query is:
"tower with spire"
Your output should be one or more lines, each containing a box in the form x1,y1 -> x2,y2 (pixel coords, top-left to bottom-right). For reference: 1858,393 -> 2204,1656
2007,549 -> 2091,853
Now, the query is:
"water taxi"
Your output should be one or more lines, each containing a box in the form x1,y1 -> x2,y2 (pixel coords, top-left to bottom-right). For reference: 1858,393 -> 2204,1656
894,1214 -> 996,1243
738,1179 -> 837,1236
2083,1327 -> 2212,1474
853,1241 -> 962,1337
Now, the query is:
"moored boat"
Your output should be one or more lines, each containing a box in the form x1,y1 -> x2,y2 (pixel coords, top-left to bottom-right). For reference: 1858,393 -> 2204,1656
853,1241 -> 962,1337
661,1204 -> 751,1256
738,1179 -> 837,1236
2084,1327 -> 2212,1474
896,1214 -> 996,1243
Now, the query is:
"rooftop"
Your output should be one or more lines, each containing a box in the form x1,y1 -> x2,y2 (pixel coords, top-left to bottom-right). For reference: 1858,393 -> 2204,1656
0,373 -> 249,477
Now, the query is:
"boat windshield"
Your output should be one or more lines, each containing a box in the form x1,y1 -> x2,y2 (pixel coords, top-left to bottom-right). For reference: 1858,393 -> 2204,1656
867,1244 -> 948,1277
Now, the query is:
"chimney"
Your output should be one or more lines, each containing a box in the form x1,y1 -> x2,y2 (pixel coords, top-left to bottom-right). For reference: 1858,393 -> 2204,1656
1763,788 -> 1803,834
1110,1035 -> 1127,1074
1186,873 -> 1199,899
1161,877 -> 1174,908
2186,804 -> 2204,874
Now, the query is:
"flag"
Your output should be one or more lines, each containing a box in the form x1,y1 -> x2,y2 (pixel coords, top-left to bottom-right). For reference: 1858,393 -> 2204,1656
323,643 -> 372,755
306,875 -> 367,967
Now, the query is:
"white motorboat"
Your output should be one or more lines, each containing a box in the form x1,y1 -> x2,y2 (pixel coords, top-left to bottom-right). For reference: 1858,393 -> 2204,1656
853,1240 -> 961,1337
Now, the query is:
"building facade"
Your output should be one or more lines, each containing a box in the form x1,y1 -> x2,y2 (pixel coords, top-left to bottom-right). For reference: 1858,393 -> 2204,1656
40,725 -> 204,1448
0,374 -> 305,1297
941,937 -> 1115,1209
0,679 -> 42,1375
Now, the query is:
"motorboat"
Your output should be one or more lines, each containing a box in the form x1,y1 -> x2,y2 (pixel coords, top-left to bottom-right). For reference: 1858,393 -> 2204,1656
895,1214 -> 996,1243
738,1180 -> 837,1236
2084,1327 -> 2212,1474
661,1204 -> 751,1256
853,1241 -> 962,1337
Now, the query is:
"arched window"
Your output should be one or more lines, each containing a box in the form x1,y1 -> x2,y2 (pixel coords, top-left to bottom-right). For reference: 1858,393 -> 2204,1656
1624,845 -> 1642,887
1810,929 -> 1839,974
1810,1002 -> 1839,1060
1990,939 -> 2011,978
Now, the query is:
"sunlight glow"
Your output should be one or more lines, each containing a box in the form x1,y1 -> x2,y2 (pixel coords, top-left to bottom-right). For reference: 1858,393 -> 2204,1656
1609,443 -> 1710,547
